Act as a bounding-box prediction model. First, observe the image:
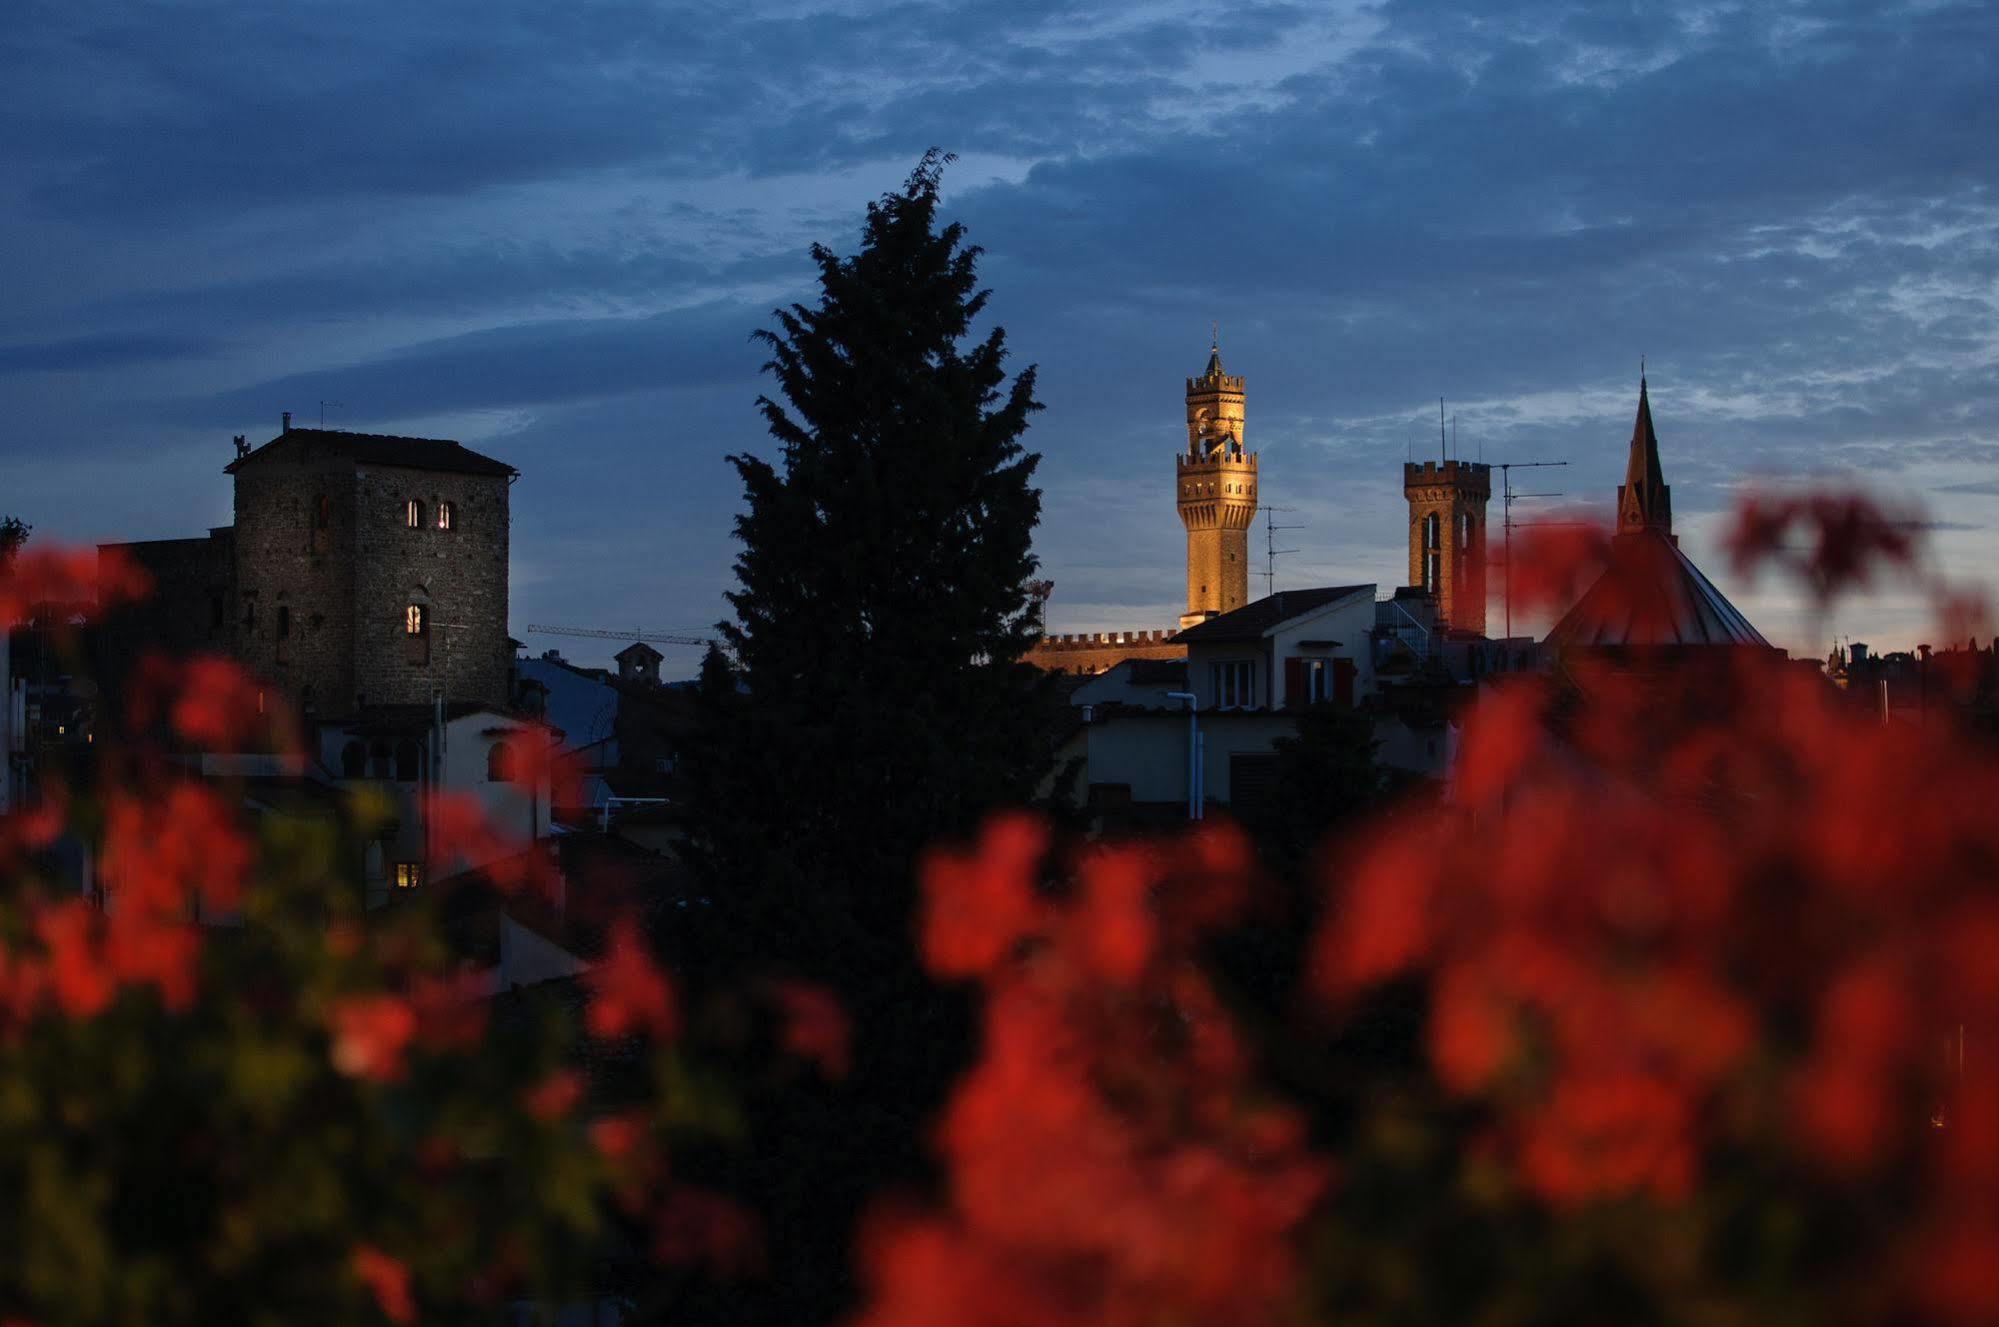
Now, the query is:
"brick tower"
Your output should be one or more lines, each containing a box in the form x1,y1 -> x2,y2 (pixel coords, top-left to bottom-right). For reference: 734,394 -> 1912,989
1404,456 -> 1491,635
1177,338 -> 1257,627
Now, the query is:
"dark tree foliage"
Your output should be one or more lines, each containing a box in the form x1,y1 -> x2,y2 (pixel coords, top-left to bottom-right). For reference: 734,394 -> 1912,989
0,516 -> 27,566
1247,702 -> 1410,885
670,151 -> 1055,1325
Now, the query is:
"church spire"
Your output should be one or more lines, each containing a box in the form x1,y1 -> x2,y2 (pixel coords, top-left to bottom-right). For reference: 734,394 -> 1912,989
1203,324 -> 1223,379
1616,374 -> 1673,538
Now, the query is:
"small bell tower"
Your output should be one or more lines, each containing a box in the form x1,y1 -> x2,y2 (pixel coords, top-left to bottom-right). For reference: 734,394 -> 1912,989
1177,334 -> 1257,627
1404,451 -> 1491,636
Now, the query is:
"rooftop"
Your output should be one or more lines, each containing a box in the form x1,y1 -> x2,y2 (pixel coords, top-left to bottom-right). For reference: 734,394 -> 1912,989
1173,585 -> 1374,644
224,427 -> 517,479
1546,529 -> 1771,649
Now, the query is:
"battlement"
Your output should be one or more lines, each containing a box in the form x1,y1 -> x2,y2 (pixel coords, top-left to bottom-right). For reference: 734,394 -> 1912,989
1034,628 -> 1181,651
1186,375 -> 1245,394
1403,459 -> 1491,495
1178,450 -> 1258,470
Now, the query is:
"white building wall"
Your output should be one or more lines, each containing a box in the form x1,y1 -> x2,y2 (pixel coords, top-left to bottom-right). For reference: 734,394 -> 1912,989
1265,592 -> 1378,706
1083,711 -> 1296,806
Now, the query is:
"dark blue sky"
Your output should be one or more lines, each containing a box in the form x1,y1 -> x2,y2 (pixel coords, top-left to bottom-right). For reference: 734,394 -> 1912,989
4,0 -> 1994,666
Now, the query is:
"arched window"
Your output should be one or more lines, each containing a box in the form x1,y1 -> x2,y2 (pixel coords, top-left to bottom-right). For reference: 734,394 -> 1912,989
1422,512 -> 1441,592
436,501 -> 455,531
340,740 -> 366,778
368,739 -> 393,779
487,739 -> 517,783
1458,510 -> 1473,552
405,603 -> 425,636
405,499 -> 425,529
394,739 -> 420,782
312,494 -> 331,553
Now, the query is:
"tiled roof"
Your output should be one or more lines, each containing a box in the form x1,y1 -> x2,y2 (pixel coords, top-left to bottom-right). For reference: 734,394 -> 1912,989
225,428 -> 517,478
1173,585 -> 1374,644
1546,529 -> 1771,648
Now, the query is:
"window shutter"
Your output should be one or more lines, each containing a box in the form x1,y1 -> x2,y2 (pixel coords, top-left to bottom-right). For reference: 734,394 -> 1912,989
1284,656 -> 1303,709
1334,658 -> 1357,707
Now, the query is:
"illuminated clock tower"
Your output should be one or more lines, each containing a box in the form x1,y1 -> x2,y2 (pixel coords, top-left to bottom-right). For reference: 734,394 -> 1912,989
1176,338 -> 1257,627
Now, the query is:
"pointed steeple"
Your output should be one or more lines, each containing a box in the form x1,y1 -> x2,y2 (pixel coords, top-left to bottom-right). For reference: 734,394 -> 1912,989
1203,324 -> 1223,379
1616,375 -> 1673,539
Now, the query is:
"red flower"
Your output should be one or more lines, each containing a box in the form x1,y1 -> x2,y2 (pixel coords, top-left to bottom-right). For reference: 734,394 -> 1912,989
523,1070 -> 584,1122
772,980 -> 851,1079
583,919 -> 677,1041
327,995 -> 418,1082
351,1244 -> 414,1324
588,1112 -> 649,1162
920,813 -> 1048,979
35,901 -> 112,1019
169,655 -> 273,752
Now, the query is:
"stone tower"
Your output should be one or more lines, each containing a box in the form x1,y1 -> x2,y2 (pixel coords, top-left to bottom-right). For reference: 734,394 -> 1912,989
1177,339 -> 1257,627
1404,456 -> 1491,635
225,426 -> 517,714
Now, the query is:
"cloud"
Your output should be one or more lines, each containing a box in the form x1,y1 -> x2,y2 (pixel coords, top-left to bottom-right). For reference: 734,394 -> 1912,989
182,299 -> 770,425
0,332 -> 221,375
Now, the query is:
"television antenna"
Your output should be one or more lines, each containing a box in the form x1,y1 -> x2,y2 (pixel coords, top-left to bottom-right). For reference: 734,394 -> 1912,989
319,401 -> 345,428
525,624 -> 715,649
1495,460 -> 1568,643
1257,505 -> 1303,596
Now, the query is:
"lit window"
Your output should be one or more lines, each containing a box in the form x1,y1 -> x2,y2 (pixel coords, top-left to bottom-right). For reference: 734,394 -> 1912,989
394,862 -> 423,890
405,499 -> 425,528
405,604 -> 425,636
436,501 -> 455,531
1302,657 -> 1332,703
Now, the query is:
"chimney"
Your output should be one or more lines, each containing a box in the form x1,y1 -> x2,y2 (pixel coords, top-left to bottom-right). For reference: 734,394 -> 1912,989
281,411 -> 291,433
233,434 -> 248,458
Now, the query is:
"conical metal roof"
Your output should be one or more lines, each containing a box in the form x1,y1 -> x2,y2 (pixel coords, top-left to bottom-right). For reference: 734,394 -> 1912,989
1546,528 -> 1770,648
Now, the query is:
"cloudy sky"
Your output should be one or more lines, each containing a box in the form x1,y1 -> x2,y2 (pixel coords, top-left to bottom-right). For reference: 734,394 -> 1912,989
4,0 -> 1994,669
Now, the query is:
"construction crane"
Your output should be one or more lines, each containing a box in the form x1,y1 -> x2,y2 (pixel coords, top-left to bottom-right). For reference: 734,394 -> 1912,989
524,624 -> 715,649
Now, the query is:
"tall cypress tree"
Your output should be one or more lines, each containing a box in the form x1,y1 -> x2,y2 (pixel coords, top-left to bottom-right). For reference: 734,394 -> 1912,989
671,152 -> 1054,1324
686,149 -> 1050,972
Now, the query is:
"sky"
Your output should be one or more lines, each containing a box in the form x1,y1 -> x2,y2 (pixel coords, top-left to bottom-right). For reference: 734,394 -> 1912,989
3,0 -> 1995,672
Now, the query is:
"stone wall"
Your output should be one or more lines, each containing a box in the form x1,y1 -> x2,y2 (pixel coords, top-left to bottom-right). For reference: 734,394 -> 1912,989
233,453 -> 359,713
347,464 -> 511,711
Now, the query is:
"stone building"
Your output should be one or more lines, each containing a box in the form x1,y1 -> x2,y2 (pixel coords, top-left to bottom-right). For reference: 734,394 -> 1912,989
1177,340 -> 1258,626
101,419 -> 516,718
1403,457 -> 1490,635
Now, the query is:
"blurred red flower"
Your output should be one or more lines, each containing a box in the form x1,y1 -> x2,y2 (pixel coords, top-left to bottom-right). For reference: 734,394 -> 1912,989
351,1244 -> 414,1324
584,919 -> 677,1041
328,995 -> 418,1082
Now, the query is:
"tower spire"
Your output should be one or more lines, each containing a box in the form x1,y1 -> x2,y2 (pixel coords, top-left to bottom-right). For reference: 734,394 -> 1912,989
1616,373 -> 1673,538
